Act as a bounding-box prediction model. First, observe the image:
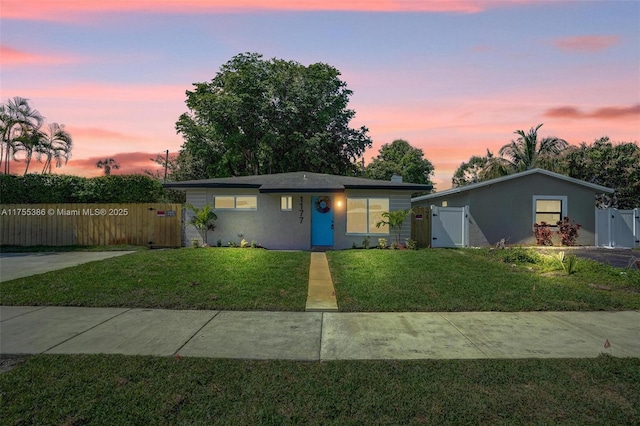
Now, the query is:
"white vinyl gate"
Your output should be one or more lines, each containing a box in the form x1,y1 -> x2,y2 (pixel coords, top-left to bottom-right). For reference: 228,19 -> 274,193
430,205 -> 469,248
595,208 -> 639,248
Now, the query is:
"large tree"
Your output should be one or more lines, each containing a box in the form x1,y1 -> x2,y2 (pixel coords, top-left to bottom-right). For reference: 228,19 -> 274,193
365,139 -> 434,186
174,52 -> 372,180
555,138 -> 639,209
498,123 -> 568,172
452,124 -> 568,187
452,149 -> 511,187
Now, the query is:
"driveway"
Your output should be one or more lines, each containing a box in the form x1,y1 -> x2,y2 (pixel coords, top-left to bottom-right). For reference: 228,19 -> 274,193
569,248 -> 639,269
0,251 -> 135,282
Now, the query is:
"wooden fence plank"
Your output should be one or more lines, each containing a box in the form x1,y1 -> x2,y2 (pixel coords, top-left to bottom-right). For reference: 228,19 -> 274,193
0,203 -> 183,247
411,206 -> 432,248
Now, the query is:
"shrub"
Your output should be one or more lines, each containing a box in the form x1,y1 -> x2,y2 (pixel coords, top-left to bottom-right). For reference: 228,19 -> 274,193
533,222 -> 554,246
362,236 -> 371,249
0,174 -> 167,203
377,238 -> 387,249
496,247 -> 540,264
556,216 -> 581,246
556,251 -> 578,274
405,238 -> 418,250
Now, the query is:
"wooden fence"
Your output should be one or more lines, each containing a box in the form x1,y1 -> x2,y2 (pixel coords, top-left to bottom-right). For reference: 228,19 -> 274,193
0,203 -> 182,247
411,206 -> 432,248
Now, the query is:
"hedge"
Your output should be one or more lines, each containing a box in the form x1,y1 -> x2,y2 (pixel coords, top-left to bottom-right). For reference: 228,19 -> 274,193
0,174 -> 173,204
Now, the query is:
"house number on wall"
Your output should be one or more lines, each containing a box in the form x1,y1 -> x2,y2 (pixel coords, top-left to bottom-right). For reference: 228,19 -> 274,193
299,196 -> 304,224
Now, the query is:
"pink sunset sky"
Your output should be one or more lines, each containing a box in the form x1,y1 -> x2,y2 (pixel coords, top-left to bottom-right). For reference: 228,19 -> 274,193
1,0 -> 638,190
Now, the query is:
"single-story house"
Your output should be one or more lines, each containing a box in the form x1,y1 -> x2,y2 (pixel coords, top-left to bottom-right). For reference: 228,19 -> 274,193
411,168 -> 614,247
164,172 -> 432,250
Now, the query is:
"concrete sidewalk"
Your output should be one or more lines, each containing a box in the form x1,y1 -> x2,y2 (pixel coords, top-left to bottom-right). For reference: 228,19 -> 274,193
1,306 -> 638,360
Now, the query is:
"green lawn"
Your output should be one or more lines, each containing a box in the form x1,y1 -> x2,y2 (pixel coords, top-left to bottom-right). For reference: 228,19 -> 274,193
327,248 -> 640,312
2,246 -> 639,311
1,354 -> 638,425
0,248 -> 310,311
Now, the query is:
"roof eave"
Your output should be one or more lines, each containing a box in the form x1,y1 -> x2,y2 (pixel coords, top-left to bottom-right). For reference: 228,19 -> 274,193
162,183 -> 261,189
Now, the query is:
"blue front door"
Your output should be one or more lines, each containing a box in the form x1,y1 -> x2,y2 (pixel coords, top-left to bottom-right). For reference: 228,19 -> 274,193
311,196 -> 334,246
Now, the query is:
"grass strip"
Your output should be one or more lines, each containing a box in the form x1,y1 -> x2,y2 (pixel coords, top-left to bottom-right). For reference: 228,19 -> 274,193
1,354 -> 638,425
0,248 -> 310,311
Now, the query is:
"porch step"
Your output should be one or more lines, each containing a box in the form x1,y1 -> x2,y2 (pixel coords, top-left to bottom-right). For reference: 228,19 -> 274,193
305,252 -> 338,312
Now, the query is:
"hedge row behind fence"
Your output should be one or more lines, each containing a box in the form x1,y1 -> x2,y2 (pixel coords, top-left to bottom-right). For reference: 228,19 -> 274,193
0,174 -> 179,204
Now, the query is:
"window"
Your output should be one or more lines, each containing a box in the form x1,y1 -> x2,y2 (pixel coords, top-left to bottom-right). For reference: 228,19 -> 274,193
214,195 -> 257,210
281,196 -> 292,211
533,196 -> 567,226
346,198 -> 389,234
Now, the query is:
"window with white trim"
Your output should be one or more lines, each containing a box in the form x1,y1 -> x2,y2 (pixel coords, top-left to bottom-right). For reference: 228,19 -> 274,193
214,195 -> 257,210
346,198 -> 389,234
533,195 -> 567,226
281,196 -> 292,211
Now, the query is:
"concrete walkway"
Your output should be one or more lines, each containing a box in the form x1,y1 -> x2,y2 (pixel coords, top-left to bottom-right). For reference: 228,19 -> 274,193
305,252 -> 338,311
1,306 -> 638,360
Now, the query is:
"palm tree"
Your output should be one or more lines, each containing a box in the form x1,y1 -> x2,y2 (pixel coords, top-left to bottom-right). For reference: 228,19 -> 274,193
498,124 -> 568,172
37,123 -> 73,174
15,126 -> 45,175
187,203 -> 217,245
376,208 -> 413,246
0,97 -> 44,174
96,158 -> 120,175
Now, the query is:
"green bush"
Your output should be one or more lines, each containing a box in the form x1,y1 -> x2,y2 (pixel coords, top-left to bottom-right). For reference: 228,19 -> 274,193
492,247 -> 541,264
0,174 -> 168,204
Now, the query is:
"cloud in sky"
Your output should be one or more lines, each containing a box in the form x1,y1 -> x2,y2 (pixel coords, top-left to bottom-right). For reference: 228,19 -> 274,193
0,45 -> 80,66
3,0 -> 529,22
68,151 -> 171,177
552,35 -> 620,52
545,104 -> 640,120
67,127 -> 145,142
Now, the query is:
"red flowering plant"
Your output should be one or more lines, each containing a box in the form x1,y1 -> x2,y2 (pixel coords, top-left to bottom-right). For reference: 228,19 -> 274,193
556,216 -> 581,246
533,221 -> 554,246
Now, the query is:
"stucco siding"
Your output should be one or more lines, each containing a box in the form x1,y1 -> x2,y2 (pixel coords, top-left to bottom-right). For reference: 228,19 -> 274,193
182,187 -> 415,250
185,189 -> 208,246
413,173 -> 602,246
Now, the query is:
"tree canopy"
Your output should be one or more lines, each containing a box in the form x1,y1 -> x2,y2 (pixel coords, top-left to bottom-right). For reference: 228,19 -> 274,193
553,137 -> 640,209
453,130 -> 639,208
174,52 -> 372,180
498,124 -> 568,172
451,149 -> 509,187
365,139 -> 434,186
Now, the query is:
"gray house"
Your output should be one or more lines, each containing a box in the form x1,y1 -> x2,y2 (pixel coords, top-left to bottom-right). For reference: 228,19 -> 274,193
411,168 -> 614,247
165,172 -> 432,250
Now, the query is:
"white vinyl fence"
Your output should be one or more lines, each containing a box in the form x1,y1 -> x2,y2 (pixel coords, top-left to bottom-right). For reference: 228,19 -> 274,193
595,208 -> 639,248
430,205 -> 470,248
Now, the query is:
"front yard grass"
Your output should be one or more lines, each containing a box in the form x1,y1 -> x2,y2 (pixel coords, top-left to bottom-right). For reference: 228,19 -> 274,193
1,354 -> 638,424
327,248 -> 640,312
0,248 -> 310,311
1,246 -> 638,311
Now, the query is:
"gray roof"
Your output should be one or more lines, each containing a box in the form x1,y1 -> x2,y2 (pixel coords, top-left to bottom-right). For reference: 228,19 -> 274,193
412,168 -> 614,202
164,171 -> 433,193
